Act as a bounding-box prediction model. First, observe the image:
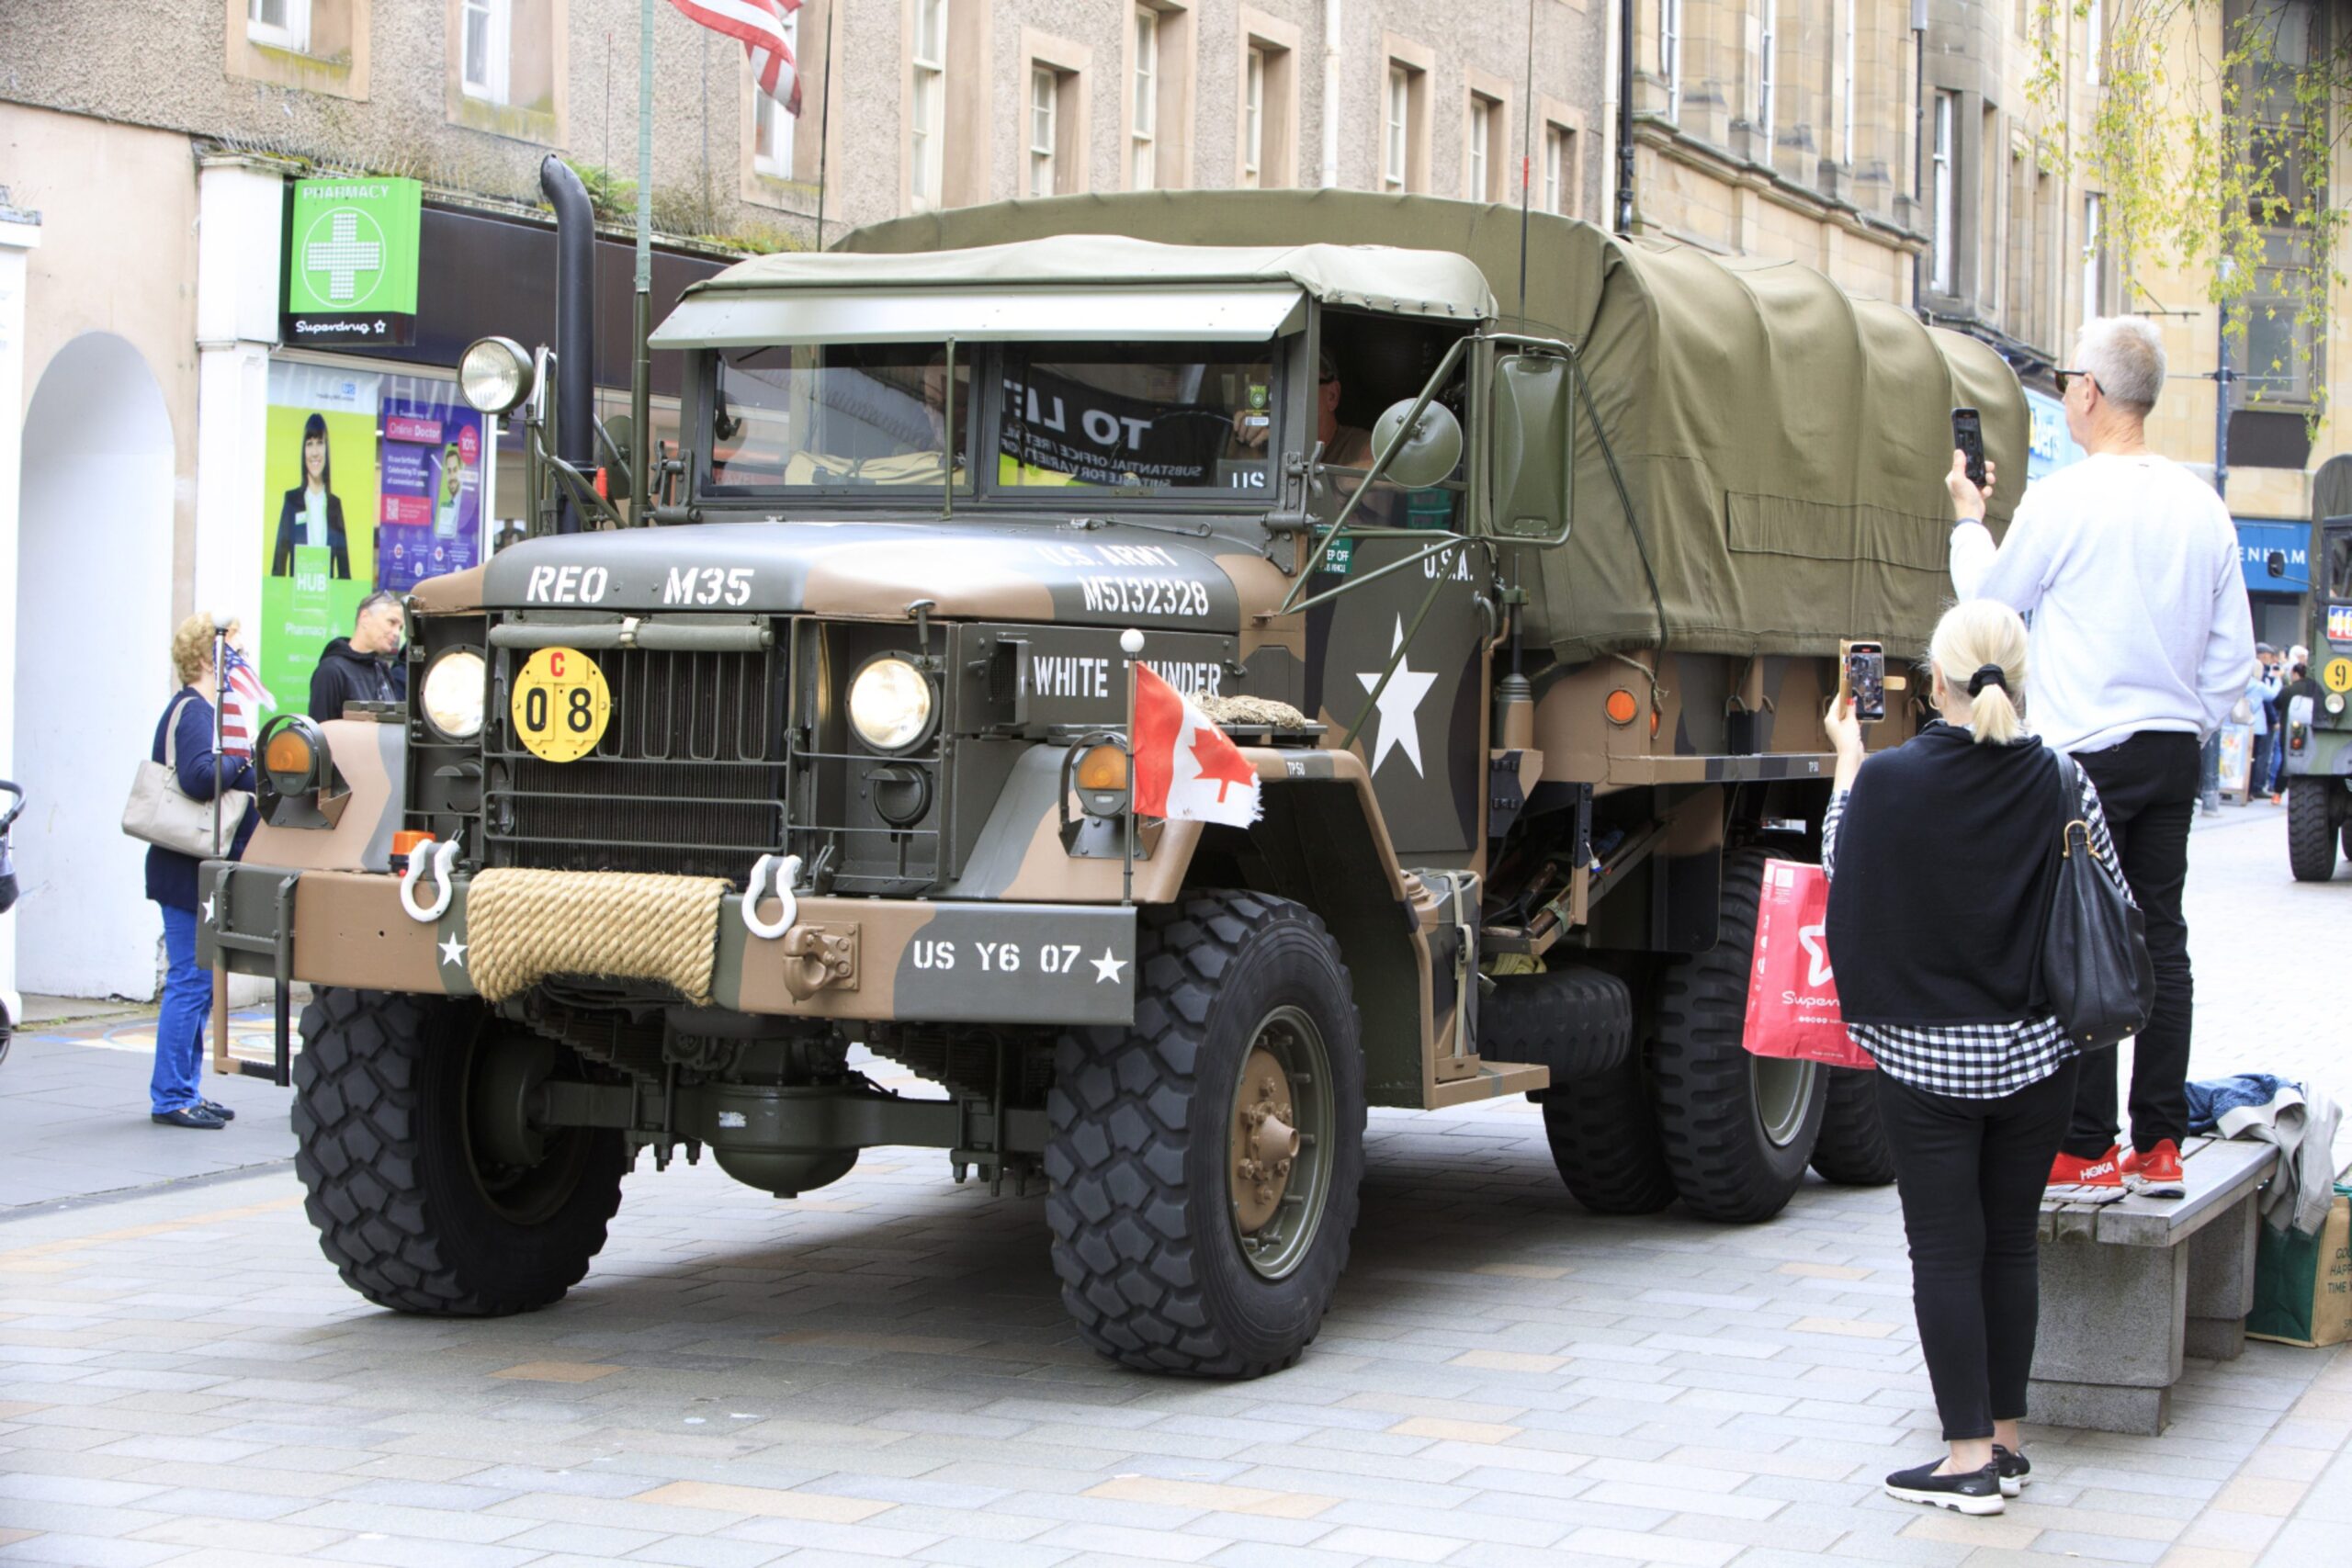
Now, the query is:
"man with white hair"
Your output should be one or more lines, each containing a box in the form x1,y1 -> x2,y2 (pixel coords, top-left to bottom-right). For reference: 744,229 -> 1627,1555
1947,315 -> 2256,1199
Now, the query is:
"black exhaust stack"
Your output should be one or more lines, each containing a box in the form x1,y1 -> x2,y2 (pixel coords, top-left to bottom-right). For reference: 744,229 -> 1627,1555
540,155 -> 594,534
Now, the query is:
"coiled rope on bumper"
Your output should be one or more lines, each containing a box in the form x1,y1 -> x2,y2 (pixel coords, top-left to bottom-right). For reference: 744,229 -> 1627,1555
465,868 -> 729,1006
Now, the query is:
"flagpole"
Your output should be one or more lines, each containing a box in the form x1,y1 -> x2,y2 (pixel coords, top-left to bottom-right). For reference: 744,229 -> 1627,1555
813,0 -> 835,252
1120,628 -> 1143,907
631,0 -> 655,523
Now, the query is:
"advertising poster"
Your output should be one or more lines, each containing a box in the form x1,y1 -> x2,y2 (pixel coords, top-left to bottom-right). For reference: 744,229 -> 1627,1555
262,359 -> 380,716
376,378 -> 484,592
282,176 -> 423,347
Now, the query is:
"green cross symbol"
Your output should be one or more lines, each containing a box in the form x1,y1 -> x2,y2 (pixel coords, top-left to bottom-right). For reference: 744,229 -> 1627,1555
304,209 -> 384,305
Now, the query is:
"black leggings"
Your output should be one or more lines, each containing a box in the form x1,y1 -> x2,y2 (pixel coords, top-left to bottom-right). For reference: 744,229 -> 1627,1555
1875,1058 -> 2081,1441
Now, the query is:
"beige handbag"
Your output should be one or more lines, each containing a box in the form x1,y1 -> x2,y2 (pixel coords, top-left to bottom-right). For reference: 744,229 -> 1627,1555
121,694 -> 251,856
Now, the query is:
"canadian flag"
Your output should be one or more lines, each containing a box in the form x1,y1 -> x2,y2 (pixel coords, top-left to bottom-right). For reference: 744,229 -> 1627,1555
1132,662 -> 1262,827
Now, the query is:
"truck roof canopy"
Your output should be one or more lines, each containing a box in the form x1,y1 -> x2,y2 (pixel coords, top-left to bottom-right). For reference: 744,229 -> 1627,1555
835,192 -> 2030,663
659,234 -> 1496,348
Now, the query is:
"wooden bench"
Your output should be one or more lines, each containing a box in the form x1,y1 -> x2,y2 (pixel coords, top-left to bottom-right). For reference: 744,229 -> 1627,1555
2030,1135 -> 2280,1435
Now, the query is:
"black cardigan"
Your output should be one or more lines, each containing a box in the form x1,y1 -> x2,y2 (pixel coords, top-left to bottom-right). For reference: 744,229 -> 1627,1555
1823,723 -> 2067,1027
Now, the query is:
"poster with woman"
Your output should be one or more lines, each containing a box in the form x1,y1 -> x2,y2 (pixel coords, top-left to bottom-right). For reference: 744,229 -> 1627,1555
376,378 -> 484,592
261,361 -> 379,715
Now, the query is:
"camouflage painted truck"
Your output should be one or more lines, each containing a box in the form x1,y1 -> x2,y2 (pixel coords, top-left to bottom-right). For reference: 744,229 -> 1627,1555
203,179 -> 2026,1377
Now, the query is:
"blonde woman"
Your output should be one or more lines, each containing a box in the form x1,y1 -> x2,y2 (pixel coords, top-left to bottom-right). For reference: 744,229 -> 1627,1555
1821,599 -> 2132,1515
144,615 -> 258,1130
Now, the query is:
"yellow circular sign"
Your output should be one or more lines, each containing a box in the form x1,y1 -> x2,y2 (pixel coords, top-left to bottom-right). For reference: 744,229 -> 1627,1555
2325,658 -> 2352,695
510,647 -> 613,762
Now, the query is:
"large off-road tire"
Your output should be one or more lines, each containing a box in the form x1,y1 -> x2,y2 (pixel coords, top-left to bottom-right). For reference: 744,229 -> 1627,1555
1648,850 -> 1828,1224
292,987 -> 628,1315
2288,779 -> 2338,882
1537,1052 -> 1678,1215
1045,891 -> 1365,1378
1485,965 -> 1634,1081
1808,1066 -> 1896,1186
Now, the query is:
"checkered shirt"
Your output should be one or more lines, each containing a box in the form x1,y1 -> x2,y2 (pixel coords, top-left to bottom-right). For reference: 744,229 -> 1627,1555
1820,754 -> 2128,1100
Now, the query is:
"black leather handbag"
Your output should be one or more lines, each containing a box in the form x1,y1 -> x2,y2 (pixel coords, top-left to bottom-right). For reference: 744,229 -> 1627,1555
2042,752 -> 2155,1051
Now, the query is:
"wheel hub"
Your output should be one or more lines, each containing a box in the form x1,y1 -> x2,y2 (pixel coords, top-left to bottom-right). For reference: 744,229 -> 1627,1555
1230,1046 -> 1297,1234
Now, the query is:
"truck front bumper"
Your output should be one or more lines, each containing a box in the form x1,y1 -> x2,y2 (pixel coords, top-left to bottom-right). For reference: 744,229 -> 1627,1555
197,862 -> 1137,1028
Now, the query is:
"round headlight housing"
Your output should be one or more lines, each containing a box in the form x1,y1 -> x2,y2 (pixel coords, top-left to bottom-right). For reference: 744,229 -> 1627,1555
421,648 -> 488,740
458,335 -> 535,416
848,655 -> 935,752
2326,693 -> 2345,716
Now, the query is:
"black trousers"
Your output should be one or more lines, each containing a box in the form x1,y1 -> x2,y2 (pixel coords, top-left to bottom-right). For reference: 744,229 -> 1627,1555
2066,731 -> 2200,1157
1878,1059 -> 2081,1441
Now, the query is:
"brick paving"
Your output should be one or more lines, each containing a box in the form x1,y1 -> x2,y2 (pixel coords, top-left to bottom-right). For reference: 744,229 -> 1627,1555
0,809 -> 2344,1566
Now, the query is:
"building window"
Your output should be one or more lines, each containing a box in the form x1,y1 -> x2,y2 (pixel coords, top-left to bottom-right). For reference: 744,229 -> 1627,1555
1661,0 -> 1682,121
1931,90 -> 1956,294
1468,92 -> 1501,200
910,0 -> 947,209
2081,192 -> 2104,322
1131,6 -> 1159,190
1242,46 -> 1266,186
248,0 -> 311,51
2086,0 -> 2102,85
1758,0 -> 1777,147
461,0 -> 510,102
1840,0 -> 1855,163
752,5 -> 800,178
1385,65 -> 1409,188
1029,65 -> 1057,196
1544,122 -> 1573,214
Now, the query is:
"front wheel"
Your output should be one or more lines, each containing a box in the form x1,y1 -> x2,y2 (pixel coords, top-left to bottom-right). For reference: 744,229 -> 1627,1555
1046,892 -> 1366,1377
292,987 -> 628,1315
2288,780 -> 2338,882
1648,851 -> 1828,1223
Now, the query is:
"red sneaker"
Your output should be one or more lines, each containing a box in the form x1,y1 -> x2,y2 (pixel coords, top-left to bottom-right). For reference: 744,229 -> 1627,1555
2122,1140 -> 2187,1199
2048,1146 -> 2126,1192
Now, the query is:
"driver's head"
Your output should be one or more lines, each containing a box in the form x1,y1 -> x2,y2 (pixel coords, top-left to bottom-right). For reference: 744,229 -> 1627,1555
1317,348 -> 1342,441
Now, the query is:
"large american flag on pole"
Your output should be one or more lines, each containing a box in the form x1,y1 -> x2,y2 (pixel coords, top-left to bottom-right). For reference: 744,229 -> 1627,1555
667,0 -> 804,116
220,643 -> 276,759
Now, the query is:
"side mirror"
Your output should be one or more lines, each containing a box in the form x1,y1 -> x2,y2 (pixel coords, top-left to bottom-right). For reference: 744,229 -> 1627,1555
1490,353 -> 1574,543
1369,398 -> 1464,491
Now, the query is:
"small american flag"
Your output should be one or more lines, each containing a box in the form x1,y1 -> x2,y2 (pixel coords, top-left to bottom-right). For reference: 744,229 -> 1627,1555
668,0 -> 803,116
220,644 -> 276,759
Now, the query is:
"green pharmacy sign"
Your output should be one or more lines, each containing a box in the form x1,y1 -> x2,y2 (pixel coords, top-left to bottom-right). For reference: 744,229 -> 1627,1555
283,177 -> 422,346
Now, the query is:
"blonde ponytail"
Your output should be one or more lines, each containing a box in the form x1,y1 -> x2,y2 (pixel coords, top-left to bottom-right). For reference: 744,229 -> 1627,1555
1929,599 -> 2030,746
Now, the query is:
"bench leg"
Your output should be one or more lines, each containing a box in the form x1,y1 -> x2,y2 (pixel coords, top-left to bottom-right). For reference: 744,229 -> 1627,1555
2185,1195 -> 2259,1362
2030,1235 -> 2187,1437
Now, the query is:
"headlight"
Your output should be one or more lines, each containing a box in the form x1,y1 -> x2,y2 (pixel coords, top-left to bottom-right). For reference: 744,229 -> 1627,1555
422,648 -> 488,739
2327,694 -> 2345,716
848,655 -> 935,751
458,336 -> 535,415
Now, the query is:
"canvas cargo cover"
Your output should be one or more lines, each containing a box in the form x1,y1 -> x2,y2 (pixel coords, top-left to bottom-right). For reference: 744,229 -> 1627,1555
838,190 -> 2027,662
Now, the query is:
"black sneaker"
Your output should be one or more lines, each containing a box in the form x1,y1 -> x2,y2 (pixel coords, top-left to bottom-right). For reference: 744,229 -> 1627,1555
1993,1445 -> 2031,1498
152,1106 -> 227,1130
1883,1459 -> 2004,1515
198,1099 -> 237,1122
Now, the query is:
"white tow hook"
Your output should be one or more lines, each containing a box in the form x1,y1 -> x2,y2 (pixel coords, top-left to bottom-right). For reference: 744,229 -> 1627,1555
400,835 -> 460,925
741,852 -> 801,940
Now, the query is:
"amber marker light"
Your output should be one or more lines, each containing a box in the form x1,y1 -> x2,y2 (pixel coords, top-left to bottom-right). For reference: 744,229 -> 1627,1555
1075,746 -> 1130,791
1604,688 -> 1640,727
391,830 -> 435,859
265,728 -> 315,777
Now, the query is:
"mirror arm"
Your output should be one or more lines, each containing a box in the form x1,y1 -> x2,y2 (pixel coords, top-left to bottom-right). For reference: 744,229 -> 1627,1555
1277,331 -> 1476,615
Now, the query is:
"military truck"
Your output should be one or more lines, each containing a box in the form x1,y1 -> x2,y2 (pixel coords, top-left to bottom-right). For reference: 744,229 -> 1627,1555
2287,456 -> 2352,881
204,172 -> 2024,1376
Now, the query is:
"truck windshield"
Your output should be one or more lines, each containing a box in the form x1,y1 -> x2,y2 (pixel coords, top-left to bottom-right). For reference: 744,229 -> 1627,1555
994,342 -> 1277,495
707,344 -> 971,491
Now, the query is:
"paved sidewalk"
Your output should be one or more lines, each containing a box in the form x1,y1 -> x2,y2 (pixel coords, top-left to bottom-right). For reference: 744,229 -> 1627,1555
0,790 -> 2341,1567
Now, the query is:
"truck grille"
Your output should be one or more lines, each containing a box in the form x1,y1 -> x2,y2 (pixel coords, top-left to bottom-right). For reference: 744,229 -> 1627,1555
484,640 -> 787,882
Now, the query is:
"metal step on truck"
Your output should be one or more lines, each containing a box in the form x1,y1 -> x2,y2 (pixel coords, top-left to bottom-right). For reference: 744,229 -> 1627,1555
203,167 -> 2026,1377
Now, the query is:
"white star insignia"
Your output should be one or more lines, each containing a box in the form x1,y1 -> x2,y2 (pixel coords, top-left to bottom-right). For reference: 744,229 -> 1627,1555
201,897 -> 214,924
438,934 -> 468,968
1091,948 -> 1127,984
1356,616 -> 1439,777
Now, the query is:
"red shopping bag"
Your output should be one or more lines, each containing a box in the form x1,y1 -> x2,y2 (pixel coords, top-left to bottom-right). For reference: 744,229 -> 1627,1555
1741,859 -> 1875,1069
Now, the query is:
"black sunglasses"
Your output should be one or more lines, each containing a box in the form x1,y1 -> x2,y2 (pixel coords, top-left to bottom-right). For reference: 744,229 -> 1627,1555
2054,368 -> 2098,397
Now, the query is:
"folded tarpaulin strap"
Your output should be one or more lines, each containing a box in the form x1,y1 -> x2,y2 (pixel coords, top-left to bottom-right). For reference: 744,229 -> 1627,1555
2187,1074 -> 2345,1238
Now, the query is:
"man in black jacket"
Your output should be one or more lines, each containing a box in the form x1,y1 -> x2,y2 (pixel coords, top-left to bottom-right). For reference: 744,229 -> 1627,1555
308,591 -> 407,722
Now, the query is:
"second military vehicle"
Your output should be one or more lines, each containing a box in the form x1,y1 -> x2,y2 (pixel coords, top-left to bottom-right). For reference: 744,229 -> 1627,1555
205,174 -> 2024,1376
